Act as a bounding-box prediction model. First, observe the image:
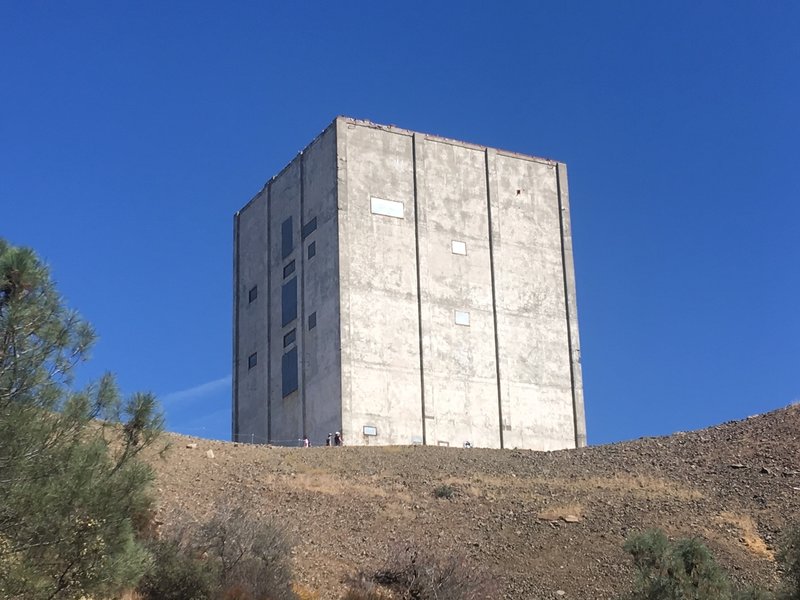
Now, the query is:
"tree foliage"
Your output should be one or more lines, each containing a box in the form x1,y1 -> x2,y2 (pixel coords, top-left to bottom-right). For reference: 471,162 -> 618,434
0,239 -> 163,599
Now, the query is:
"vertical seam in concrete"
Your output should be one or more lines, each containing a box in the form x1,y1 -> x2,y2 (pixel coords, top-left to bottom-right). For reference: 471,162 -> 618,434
412,134 -> 427,445
484,149 -> 505,449
266,183 -> 273,444
555,166 -> 579,447
299,153 -> 307,439
333,120 -> 344,436
232,212 -> 240,441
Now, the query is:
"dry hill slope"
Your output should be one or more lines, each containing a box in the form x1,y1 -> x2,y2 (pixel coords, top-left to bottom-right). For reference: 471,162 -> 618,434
148,404 -> 800,599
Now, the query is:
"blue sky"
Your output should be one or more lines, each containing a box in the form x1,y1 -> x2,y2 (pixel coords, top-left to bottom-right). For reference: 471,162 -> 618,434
2,1 -> 798,445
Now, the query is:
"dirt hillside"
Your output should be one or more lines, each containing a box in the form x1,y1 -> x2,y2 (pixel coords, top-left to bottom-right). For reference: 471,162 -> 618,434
147,404 -> 800,599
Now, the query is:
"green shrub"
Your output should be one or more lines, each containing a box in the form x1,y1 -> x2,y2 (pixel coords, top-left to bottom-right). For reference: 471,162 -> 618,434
137,539 -> 215,600
199,504 -> 298,600
778,524 -> 800,600
622,529 -> 772,600
346,545 -> 490,600
433,484 -> 455,499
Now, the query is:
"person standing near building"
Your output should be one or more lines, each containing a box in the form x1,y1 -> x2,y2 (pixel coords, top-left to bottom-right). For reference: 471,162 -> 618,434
326,433 -> 332,447
333,432 -> 341,446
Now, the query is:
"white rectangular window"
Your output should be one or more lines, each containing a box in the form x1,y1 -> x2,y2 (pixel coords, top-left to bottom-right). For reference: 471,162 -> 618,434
370,196 -> 404,219
451,240 -> 467,255
362,425 -> 378,436
454,310 -> 470,326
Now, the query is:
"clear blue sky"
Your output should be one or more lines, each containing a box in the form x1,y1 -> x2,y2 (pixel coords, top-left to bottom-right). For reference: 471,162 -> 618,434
2,1 -> 798,445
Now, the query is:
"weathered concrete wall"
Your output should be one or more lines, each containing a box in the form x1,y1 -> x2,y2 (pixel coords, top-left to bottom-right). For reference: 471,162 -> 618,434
233,191 -> 269,443
337,120 -> 425,445
234,123 -> 341,446
234,116 -> 586,450
415,137 -> 501,448
489,151 -> 577,450
266,158 -> 304,443
300,125 -> 341,445
555,162 -> 587,448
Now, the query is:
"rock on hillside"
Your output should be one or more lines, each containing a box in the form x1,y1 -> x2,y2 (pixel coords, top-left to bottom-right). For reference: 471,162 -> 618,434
147,404 -> 800,599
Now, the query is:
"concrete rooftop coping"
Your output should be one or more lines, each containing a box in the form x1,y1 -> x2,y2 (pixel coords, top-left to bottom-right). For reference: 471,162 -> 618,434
237,116 -> 561,216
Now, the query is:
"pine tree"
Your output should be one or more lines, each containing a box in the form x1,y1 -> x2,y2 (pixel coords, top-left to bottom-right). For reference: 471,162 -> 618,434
0,239 -> 163,599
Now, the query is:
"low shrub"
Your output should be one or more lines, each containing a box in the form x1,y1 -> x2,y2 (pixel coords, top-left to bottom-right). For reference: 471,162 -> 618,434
345,545 -> 490,600
200,504 -> 297,600
136,539 -> 214,600
137,505 -> 297,600
778,524 -> 800,600
622,529 -> 771,600
433,484 -> 455,499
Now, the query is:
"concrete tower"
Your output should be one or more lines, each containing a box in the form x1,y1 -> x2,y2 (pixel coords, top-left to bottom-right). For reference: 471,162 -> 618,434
233,117 -> 586,450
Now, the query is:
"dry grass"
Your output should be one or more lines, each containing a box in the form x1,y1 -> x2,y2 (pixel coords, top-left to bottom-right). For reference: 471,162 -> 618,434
439,473 -> 704,503
285,473 -> 412,504
293,583 -> 322,599
571,474 -> 706,501
715,512 -> 774,558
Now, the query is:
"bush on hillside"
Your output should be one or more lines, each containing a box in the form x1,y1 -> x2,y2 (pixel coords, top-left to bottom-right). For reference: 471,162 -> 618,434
137,538 -> 215,600
137,505 -> 297,600
200,504 -> 297,600
622,529 -> 772,600
778,524 -> 800,600
433,484 -> 455,499
345,545 -> 491,600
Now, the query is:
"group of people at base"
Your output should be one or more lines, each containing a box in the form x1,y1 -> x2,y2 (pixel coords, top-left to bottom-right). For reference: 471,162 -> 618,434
300,431 -> 344,447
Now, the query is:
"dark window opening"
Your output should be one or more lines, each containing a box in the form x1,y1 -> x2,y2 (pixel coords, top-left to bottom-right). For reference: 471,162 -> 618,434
248,352 -> 257,369
308,312 -> 317,330
307,241 -> 316,260
283,260 -> 295,278
301,217 -> 317,239
281,277 -> 297,326
248,286 -> 258,303
282,347 -> 298,397
281,217 -> 293,258
283,329 -> 296,347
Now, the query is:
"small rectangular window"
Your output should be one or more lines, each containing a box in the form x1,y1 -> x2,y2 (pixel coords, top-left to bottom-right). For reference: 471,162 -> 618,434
363,425 -> 378,436
247,352 -> 257,369
308,312 -> 317,330
451,240 -> 467,255
301,217 -> 317,239
248,285 -> 258,303
282,347 -> 298,397
283,329 -> 296,348
281,277 -> 297,326
454,310 -> 470,326
283,260 -> 295,278
370,196 -> 404,219
281,217 -> 293,258
307,241 -> 316,260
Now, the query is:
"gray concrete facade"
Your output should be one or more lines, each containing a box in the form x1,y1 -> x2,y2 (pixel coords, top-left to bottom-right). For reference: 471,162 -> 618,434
233,117 -> 586,450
